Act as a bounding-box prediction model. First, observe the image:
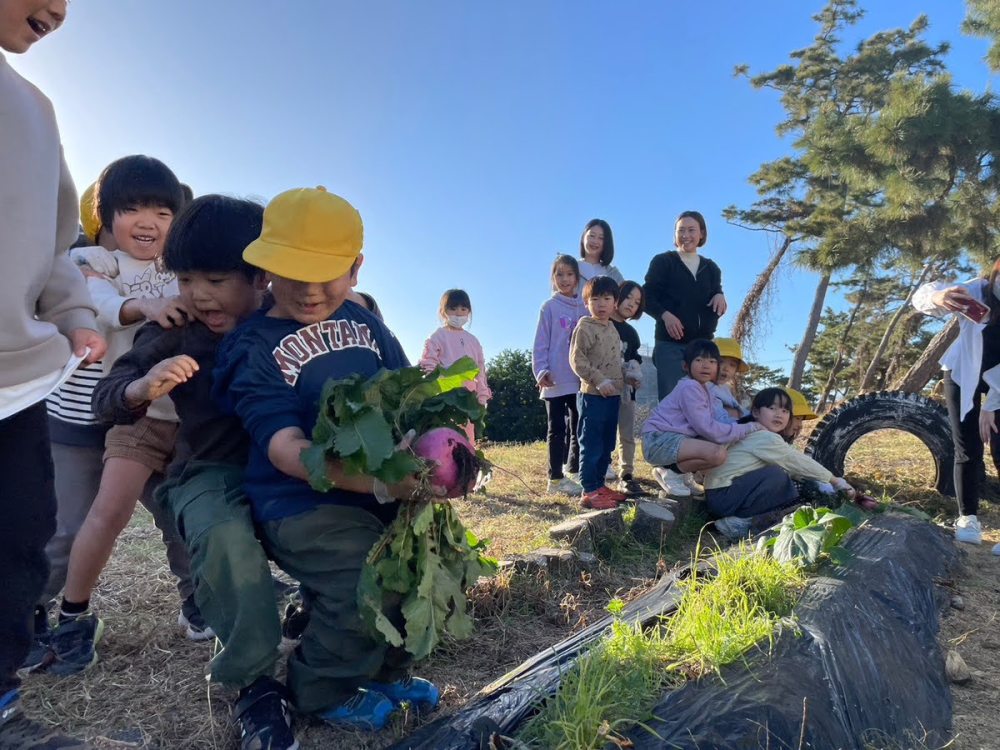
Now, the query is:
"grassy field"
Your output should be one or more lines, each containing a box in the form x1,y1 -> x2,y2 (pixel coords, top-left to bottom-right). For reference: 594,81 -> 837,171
19,431 -> 999,749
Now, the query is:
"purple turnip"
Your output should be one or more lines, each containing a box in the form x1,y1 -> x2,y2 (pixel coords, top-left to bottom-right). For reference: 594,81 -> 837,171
412,427 -> 481,498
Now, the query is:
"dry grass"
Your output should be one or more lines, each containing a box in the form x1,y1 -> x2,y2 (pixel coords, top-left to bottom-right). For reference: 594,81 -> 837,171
21,432 -> 994,749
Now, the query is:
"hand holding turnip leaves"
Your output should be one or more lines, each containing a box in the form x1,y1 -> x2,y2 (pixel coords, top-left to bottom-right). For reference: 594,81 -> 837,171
301,356 -> 497,659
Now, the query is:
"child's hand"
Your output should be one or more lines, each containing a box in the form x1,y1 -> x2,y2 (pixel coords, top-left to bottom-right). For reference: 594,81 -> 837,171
981,409 -> 998,444
830,476 -> 856,497
389,474 -> 448,503
140,296 -> 190,328
128,355 -> 199,403
70,246 -> 119,278
708,293 -> 727,316
661,311 -> 684,340
537,371 -> 555,389
68,328 -> 107,363
596,379 -> 617,397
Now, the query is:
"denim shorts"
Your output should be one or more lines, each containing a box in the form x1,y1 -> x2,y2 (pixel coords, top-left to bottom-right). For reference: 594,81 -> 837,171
641,430 -> 687,467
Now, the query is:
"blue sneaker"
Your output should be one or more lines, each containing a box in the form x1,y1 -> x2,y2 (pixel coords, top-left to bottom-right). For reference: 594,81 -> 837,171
364,676 -> 440,712
47,613 -> 104,676
318,689 -> 394,731
19,617 -> 51,673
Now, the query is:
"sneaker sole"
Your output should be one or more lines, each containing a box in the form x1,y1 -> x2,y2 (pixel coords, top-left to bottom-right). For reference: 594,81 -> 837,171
46,619 -> 105,676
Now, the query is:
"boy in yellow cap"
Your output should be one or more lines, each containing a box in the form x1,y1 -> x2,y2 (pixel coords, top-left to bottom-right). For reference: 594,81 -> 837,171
711,337 -> 750,422
213,187 -> 439,731
782,386 -> 817,442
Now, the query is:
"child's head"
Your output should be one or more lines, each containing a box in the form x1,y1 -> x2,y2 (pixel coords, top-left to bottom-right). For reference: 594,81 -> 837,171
439,288 -> 472,328
750,387 -> 793,434
0,0 -> 66,54
551,254 -> 580,297
674,210 -> 707,253
243,186 -> 364,325
782,387 -> 817,441
164,195 -> 265,334
714,338 -> 748,385
582,276 -> 619,321
616,281 -> 645,321
682,339 -> 720,384
95,155 -> 184,262
579,219 -> 615,267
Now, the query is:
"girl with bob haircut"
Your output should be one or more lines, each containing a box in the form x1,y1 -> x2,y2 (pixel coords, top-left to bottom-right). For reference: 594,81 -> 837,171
703,388 -> 857,539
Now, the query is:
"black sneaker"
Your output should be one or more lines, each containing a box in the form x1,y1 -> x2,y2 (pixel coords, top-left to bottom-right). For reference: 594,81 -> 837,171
46,614 -> 104,677
233,677 -> 298,750
0,691 -> 90,748
280,601 -> 311,648
617,473 -> 643,496
20,614 -> 51,673
178,596 -> 215,642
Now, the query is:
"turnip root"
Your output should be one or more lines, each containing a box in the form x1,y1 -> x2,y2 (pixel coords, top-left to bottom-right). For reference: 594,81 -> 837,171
412,427 -> 482,498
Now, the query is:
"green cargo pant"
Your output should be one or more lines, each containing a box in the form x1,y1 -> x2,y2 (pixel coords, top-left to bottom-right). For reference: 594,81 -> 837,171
260,503 -> 408,714
157,462 -> 280,689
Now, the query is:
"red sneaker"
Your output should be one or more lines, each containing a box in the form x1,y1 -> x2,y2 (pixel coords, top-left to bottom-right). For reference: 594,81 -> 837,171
602,486 -> 627,503
581,487 -> 619,510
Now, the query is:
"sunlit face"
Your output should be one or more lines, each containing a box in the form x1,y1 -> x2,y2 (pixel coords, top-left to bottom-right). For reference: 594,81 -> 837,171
0,0 -> 66,53
782,415 -> 804,441
686,354 -> 718,385
266,260 -> 359,325
177,270 -> 260,334
586,292 -> 616,321
553,263 -> 578,296
112,205 -> 174,261
718,357 -> 740,386
582,225 -> 605,263
674,216 -> 702,254
618,287 -> 641,320
755,401 -> 791,433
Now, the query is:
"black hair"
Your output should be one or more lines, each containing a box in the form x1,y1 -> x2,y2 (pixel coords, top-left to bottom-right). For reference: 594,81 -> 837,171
439,289 -> 472,319
163,195 -> 264,281
617,280 -> 645,319
750,387 -> 793,414
676,210 -> 708,247
180,183 -> 194,206
683,338 -> 720,367
579,219 -> 615,266
95,155 -> 184,233
582,275 -> 619,301
552,253 -> 580,281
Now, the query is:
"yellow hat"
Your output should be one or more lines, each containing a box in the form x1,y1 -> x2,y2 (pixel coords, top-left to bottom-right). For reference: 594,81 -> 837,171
79,182 -> 100,243
784,387 -> 818,420
715,338 -> 749,373
244,186 -> 363,283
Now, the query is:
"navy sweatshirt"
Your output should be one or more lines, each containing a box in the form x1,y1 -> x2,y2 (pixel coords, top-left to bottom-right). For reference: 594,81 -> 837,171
212,300 -> 410,523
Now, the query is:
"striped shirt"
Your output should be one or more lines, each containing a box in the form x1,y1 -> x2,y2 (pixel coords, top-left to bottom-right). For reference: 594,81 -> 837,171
46,361 -> 103,426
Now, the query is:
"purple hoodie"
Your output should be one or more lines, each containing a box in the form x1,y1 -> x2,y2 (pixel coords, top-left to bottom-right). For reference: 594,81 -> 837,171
641,377 -> 759,444
532,292 -> 588,399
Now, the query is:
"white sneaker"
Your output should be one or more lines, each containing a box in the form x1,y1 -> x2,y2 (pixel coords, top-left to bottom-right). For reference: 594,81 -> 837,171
714,516 -> 752,540
547,477 -> 583,496
955,515 -> 983,545
605,465 -> 617,480
652,467 -> 691,497
993,542 -> 1000,556
682,473 -> 704,495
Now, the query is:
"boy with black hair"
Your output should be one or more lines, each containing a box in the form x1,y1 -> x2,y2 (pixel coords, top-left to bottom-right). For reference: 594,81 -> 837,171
1,1 -> 106,746
570,276 -> 627,511
90,194 -> 297,750
214,186 -> 441,731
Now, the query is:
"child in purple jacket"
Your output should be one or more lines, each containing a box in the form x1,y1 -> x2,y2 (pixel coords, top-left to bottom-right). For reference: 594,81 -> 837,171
641,339 -> 760,497
532,255 -> 588,496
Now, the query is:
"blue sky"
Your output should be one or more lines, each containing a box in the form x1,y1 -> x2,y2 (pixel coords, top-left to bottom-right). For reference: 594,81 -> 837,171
10,1 -> 998,371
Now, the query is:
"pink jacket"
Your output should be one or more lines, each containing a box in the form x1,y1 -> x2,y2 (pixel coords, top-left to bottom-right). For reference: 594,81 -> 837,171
419,327 -> 492,405
641,377 -> 758,444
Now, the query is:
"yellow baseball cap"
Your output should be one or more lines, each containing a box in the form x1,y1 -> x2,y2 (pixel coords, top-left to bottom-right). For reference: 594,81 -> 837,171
243,186 -> 363,283
715,338 -> 749,373
784,387 -> 818,420
79,182 -> 100,244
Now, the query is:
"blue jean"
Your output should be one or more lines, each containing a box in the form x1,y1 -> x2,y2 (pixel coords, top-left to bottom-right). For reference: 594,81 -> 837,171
578,394 -> 621,493
653,340 -> 687,402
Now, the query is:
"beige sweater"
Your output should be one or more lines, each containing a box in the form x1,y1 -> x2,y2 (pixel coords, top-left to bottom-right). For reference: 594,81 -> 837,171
0,52 -> 96,387
704,429 -> 833,490
569,317 -> 623,396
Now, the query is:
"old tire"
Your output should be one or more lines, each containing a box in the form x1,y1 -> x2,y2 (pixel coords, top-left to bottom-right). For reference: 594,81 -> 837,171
806,390 -> 955,496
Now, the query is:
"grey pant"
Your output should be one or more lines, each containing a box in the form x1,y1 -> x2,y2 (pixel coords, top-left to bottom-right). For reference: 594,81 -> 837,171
614,395 -> 637,475
43,441 -> 194,605
653,340 -> 687,401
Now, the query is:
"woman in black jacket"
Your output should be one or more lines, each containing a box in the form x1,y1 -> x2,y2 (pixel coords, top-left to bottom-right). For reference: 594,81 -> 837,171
643,210 -> 727,400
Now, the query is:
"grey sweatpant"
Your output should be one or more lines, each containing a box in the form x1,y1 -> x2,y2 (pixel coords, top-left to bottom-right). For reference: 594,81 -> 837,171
43,441 -> 194,605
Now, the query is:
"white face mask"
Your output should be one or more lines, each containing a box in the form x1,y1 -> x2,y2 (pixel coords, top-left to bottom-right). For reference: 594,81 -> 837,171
447,314 -> 469,328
